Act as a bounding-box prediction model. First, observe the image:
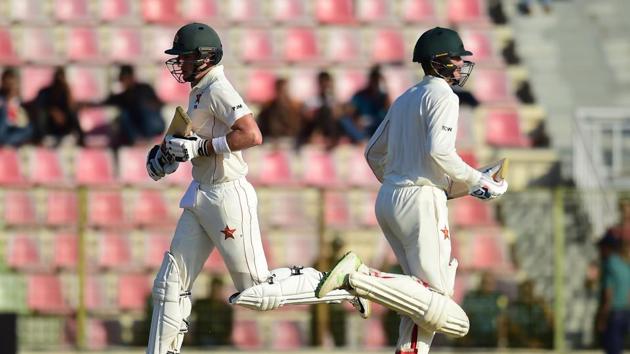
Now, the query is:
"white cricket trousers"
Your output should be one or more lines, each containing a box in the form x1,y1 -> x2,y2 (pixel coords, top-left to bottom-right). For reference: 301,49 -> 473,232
170,177 -> 271,293
375,183 -> 453,354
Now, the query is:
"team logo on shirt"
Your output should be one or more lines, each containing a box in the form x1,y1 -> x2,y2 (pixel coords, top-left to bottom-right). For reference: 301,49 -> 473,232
231,104 -> 243,111
441,125 -> 453,132
221,225 -> 236,240
440,226 -> 450,239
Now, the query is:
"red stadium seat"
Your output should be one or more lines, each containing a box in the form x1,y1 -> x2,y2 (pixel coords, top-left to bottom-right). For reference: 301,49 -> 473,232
363,318 -> 387,348
20,27 -> 57,63
131,190 -> 171,226
271,0 -> 306,23
27,274 -> 67,313
75,148 -> 115,185
472,68 -> 511,103
357,0 -> 391,23
283,28 -> 319,62
382,67 -> 413,99
156,67 -> 189,104
241,29 -> 274,63
117,274 -> 151,310
87,190 -> 124,227
52,233 -> 78,269
78,107 -> 112,147
4,190 -> 37,226
46,190 -> 78,226
458,150 -> 478,167
447,0 -> 488,23
316,0 -> 354,24
84,277 -> 105,311
452,197 -> 495,227
100,0 -> 133,22
402,0 -> 436,23
66,66 -> 107,102
301,147 -> 339,187
66,27 -> 100,61
20,66 -> 54,102
327,29 -> 360,63
55,0 -> 90,22
228,0 -> 262,23
98,233 -> 132,268
271,321 -> 303,350
324,192 -> 352,228
65,318 -> 108,349
233,320 -> 261,349
459,28 -> 495,63
372,29 -> 406,63
0,28 -> 18,64
144,232 -> 171,269
470,231 -> 510,270
245,69 -> 276,104
108,27 -> 143,62
141,0 -> 181,23
485,108 -> 530,147
181,0 -> 220,22
29,147 -> 65,185
118,147 -> 153,185
335,69 -> 366,102
7,233 -> 41,269
257,149 -> 294,186
0,148 -> 25,185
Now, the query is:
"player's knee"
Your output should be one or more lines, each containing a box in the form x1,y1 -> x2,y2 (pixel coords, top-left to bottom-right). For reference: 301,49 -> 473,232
421,292 -> 469,338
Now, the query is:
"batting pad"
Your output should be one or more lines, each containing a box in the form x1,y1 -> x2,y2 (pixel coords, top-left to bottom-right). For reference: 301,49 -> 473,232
348,272 -> 469,337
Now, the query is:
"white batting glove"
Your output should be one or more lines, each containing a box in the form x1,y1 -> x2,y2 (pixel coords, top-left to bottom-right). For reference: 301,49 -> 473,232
165,134 -> 209,162
146,145 -> 179,181
469,173 -> 508,200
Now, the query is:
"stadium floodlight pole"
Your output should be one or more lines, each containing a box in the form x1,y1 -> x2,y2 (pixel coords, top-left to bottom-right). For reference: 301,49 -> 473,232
553,188 -> 566,353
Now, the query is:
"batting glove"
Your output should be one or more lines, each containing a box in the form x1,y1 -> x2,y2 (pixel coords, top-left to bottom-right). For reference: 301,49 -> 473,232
469,173 -> 508,200
146,145 -> 179,181
166,134 -> 209,162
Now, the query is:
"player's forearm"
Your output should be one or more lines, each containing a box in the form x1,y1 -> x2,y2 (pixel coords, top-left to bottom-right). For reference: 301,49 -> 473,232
430,150 -> 481,186
225,128 -> 263,151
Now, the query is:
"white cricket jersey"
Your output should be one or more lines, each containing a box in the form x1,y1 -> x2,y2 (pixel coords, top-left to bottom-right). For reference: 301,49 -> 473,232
186,65 -> 252,185
365,75 -> 481,190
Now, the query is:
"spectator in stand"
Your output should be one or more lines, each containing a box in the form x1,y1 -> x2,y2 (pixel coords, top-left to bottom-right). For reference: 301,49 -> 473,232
33,67 -> 84,146
517,0 -> 552,15
529,121 -> 550,148
0,67 -> 33,146
506,279 -> 553,348
257,78 -> 302,141
102,65 -> 165,147
347,65 -> 390,138
191,276 -> 234,347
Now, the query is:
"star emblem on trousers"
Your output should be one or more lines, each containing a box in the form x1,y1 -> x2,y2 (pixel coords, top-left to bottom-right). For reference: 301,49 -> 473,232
221,225 -> 236,240
440,227 -> 449,240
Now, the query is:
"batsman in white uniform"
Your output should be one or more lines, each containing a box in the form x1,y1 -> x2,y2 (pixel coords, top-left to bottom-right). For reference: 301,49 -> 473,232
144,23 -> 369,354
316,27 -> 508,353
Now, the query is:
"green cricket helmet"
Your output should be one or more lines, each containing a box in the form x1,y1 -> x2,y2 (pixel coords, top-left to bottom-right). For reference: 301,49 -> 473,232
165,23 -> 223,83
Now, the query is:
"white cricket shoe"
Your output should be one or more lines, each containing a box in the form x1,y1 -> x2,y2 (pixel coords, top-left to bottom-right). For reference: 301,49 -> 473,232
349,296 -> 371,319
316,251 -> 363,298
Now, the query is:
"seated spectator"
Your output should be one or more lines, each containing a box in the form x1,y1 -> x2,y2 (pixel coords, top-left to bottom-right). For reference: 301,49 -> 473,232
529,121 -> 550,148
103,65 -> 165,147
458,272 -> 507,347
0,67 -> 33,146
506,279 -> 553,348
257,78 -> 302,141
192,276 -> 234,347
34,67 -> 84,146
348,65 -> 390,138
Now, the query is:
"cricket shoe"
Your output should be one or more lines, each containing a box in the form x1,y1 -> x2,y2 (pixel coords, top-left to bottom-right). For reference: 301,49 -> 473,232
316,251 -> 363,298
349,295 -> 371,319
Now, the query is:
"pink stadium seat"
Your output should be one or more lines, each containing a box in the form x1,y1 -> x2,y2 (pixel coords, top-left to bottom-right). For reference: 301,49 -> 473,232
357,0 -> 391,22
382,67 -> 413,99
98,233 -> 132,268
447,0 -> 488,23
118,147 -> 153,185
346,148 -> 380,187
0,148 -> 25,185
470,231 -> 509,270
472,68 -> 511,103
324,192 -> 352,228
452,198 -> 495,227
301,147 -> 339,187
55,0 -> 90,22
75,148 -> 115,185
335,69 -> 366,102
118,274 -> 151,310
66,66 -> 107,102
182,0 -> 219,22
53,233 -> 78,269
88,190 -> 124,227
327,29 -> 360,63
20,66 -> 54,102
358,192 -> 379,227
403,0 -> 436,23
141,0 -> 181,23
203,250 -> 227,273
144,232 -> 171,269
485,108 -> 530,147
228,0 -> 262,23
233,320 -> 262,349
4,190 -> 37,225
21,27 -> 57,63
108,28 -> 143,62
241,29 -> 274,63
65,318 -> 108,350
458,150 -> 478,167
156,67 -> 189,104
79,107 -> 111,147
67,27 -> 100,61
148,27 -> 178,62
100,0 -> 133,22
284,233 -> 318,266
28,274 -> 67,313
7,234 -> 41,269
7,0 -> 51,24
84,277 -> 105,311
245,69 -> 276,104
316,0 -> 354,24
266,192 -> 308,228
283,28 -> 319,62
46,190 -> 78,226
0,28 -> 18,64
30,147 -> 64,185
257,149 -> 293,186
288,69 -> 317,102
460,28 -> 494,63
271,0 -> 306,22
372,29 -> 406,63
271,321 -> 303,350
162,158 -> 193,186
131,190 -> 171,226
363,318 -> 387,348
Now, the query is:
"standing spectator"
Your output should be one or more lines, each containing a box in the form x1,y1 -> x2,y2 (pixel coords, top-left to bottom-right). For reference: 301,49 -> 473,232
0,68 -> 33,146
34,67 -> 84,146
506,280 -> 553,348
191,276 -> 234,347
257,78 -> 301,141
348,65 -> 390,138
296,71 -> 342,150
103,65 -> 165,147
459,272 -> 507,347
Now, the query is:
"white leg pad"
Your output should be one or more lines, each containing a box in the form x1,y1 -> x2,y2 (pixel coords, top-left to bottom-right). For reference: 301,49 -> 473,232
230,267 -> 354,311
147,252 -> 192,354
348,272 -> 469,337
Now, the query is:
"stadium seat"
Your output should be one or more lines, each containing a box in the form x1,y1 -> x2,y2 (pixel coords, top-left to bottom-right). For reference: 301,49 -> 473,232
458,150 -> 478,167
141,0 -> 182,23
46,190 -> 78,226
245,69 -> 276,104
118,147 -> 153,185
84,276 -> 105,312
52,233 -> 78,269
66,66 -> 107,102
232,320 -> 262,349
20,27 -> 58,63
264,190 -> 309,228
162,158 -> 193,186
485,108 -> 530,147
20,66 -> 54,102
156,67 -> 190,104
7,233 -> 41,269
470,231 -> 509,270
0,148 -> 25,185
287,69 -> 318,102
65,318 -> 108,349
316,0 -> 354,24
301,147 -> 339,187
452,197 -> 495,227
283,28 -> 319,62
472,68 -> 511,103
271,320 -> 304,350
78,107 -> 112,147
324,191 -> 352,228
27,274 -> 67,313
7,0 -> 52,24
402,0 -> 436,23
357,0 -> 392,23
87,190 -> 124,227
256,149 -> 294,186
240,29 -> 274,63
334,69 -> 366,102
148,26 -> 178,62
54,0 -> 90,22
357,191 -> 379,227
382,67 -> 414,99
327,29 -> 360,63
372,29 -> 406,63
29,148 -> 65,185
3,190 -> 37,225
0,28 -> 18,64
363,318 -> 387,348
345,147 -> 380,187
66,27 -> 100,61
131,190 -> 172,226
271,0 -> 307,23
181,0 -> 220,22
203,250 -> 227,273
447,0 -> 488,23
284,233 -> 318,266
75,148 -> 115,185
118,274 -> 151,310
108,27 -> 143,62
459,28 -> 495,63
100,0 -> 134,22
98,233 -> 132,268
228,0 -> 263,23
143,232 -> 171,269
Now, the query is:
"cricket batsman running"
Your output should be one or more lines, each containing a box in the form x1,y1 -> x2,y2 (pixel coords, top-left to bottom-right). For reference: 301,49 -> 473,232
144,23 -> 368,354
316,27 -> 508,353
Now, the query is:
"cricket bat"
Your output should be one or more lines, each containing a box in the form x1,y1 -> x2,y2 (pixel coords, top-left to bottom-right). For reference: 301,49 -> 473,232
160,106 -> 193,162
446,158 -> 509,199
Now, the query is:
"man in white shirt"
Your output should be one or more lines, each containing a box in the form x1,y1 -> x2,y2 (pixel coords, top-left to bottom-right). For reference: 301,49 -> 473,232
145,23 -> 368,354
316,27 -> 508,353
